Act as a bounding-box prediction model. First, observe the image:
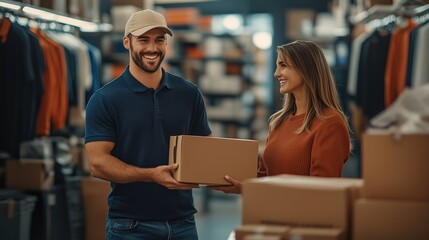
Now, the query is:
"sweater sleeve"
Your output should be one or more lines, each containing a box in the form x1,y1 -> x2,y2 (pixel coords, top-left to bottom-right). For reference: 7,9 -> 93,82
257,132 -> 271,177
310,116 -> 350,177
257,157 -> 268,177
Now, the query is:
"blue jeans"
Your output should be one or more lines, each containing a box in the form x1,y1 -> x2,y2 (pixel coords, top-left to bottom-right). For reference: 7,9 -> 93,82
106,215 -> 199,240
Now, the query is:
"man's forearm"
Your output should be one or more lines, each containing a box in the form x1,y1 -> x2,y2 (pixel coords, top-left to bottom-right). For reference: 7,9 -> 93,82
88,154 -> 154,183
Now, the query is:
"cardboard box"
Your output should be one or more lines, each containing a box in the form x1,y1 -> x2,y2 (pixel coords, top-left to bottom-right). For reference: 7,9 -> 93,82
164,8 -> 200,27
242,175 -> 362,235
285,9 -> 315,38
169,135 -> 258,185
353,198 -> 429,240
290,227 -> 344,240
362,133 -> 429,201
5,159 -> 54,190
81,177 -> 110,240
244,236 -> 282,240
235,224 -> 289,240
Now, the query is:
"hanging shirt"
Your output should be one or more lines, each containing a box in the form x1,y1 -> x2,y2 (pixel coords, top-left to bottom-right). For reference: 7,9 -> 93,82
384,19 -> 418,107
31,28 -> 68,135
347,29 -> 374,99
360,30 -> 391,119
52,32 -> 92,126
411,20 -> 429,87
0,19 -> 40,157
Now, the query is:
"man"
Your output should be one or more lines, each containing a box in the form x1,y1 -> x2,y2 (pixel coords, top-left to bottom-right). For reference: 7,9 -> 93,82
85,9 -> 212,240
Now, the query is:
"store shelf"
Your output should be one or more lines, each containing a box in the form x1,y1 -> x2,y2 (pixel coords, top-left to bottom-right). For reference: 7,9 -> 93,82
165,29 -> 258,138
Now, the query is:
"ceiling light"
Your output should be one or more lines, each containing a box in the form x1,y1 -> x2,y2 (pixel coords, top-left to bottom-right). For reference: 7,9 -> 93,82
252,31 -> 272,50
0,1 -> 20,11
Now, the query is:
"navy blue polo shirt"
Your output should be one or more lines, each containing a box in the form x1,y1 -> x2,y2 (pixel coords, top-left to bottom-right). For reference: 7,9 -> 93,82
85,66 -> 211,220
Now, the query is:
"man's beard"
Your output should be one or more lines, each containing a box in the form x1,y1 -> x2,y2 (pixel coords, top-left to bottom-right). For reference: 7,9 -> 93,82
130,42 -> 164,73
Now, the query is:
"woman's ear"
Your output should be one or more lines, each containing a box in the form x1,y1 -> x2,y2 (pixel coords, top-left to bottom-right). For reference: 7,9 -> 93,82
123,36 -> 130,50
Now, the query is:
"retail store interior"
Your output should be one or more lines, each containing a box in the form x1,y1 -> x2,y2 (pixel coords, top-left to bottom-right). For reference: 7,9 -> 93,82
1,0 -> 429,239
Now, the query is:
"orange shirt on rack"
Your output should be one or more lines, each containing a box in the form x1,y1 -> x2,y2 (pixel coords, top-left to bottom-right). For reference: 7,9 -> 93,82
31,28 -> 68,135
43,32 -> 68,130
384,19 -> 417,107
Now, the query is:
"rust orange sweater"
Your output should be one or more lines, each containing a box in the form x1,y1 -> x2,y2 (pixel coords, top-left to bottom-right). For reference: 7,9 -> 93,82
258,108 -> 350,177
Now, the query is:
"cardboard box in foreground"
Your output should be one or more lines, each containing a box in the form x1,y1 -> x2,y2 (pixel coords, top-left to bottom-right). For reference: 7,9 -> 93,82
353,198 -> 429,240
362,133 -> 429,201
235,224 -> 345,240
169,135 -> 258,185
242,174 -> 362,236
81,177 -> 110,240
235,224 -> 290,240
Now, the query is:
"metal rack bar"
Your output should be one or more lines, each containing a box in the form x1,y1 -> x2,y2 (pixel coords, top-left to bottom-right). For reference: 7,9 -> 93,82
0,0 -> 112,32
350,0 -> 429,24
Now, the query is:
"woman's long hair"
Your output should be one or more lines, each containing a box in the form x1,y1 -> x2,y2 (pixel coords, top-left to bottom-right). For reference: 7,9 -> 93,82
269,40 -> 350,137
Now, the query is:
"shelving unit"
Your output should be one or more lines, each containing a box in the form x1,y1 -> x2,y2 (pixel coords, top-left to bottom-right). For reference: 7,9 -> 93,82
166,31 -> 259,139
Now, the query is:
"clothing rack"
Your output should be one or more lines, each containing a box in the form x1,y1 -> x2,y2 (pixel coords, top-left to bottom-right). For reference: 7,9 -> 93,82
350,1 -> 429,24
408,3 -> 429,17
0,7 -> 78,33
0,0 -> 112,32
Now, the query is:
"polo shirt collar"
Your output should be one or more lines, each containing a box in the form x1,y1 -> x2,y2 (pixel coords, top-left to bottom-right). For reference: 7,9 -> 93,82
123,66 -> 174,93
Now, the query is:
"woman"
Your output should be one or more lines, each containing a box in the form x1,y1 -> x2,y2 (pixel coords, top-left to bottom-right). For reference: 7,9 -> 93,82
211,40 -> 351,194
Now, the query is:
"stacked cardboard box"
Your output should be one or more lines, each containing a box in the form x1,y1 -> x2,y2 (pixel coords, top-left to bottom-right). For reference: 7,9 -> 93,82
235,224 -> 345,240
235,224 -> 289,240
5,159 -> 54,190
239,174 -> 363,240
353,133 -> 429,240
81,177 -> 110,240
237,133 -> 429,239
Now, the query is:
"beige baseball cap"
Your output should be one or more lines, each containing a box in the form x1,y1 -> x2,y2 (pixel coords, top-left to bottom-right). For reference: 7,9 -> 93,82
124,9 -> 173,37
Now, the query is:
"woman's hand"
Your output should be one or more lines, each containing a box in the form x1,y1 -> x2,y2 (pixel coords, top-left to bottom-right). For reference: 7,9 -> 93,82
209,175 -> 242,194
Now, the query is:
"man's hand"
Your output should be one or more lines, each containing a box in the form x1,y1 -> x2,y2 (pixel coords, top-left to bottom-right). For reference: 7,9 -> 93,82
209,175 -> 242,194
150,164 -> 199,190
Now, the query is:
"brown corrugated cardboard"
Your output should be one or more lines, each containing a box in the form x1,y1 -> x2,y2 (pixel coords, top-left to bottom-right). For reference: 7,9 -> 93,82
362,133 -> 429,201
235,224 -> 289,240
81,177 -> 110,240
320,177 -> 363,240
169,135 -> 258,185
285,9 -> 315,38
242,175 -> 362,236
243,235 -> 282,240
5,159 -> 54,190
353,198 -> 429,240
290,227 -> 344,240
164,8 -> 200,27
